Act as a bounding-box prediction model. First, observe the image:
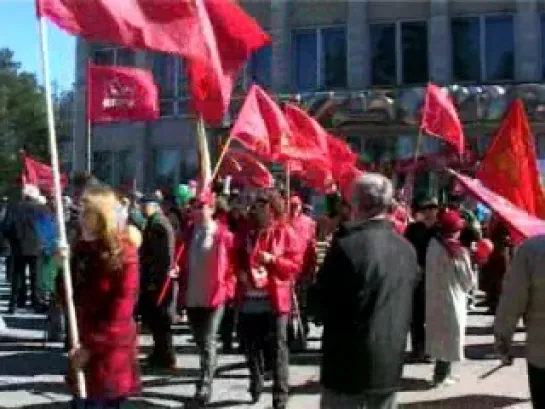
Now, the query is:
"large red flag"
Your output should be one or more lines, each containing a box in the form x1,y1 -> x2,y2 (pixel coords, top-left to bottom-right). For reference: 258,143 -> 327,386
87,64 -> 159,123
420,83 -> 465,154
218,149 -> 274,188
327,135 -> 357,180
230,85 -> 290,160
37,0 -> 271,125
281,104 -> 331,168
477,99 -> 545,219
187,0 -> 271,124
22,153 -> 68,196
452,170 -> 545,240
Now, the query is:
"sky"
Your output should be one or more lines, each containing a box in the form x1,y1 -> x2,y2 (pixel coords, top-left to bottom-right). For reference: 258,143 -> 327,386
0,0 -> 75,91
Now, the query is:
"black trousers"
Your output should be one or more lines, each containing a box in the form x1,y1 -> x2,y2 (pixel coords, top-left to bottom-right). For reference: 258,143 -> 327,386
239,312 -> 289,408
3,255 -> 13,282
528,363 -> 545,409
219,303 -> 236,349
410,279 -> 426,355
10,255 -> 41,308
140,291 -> 174,364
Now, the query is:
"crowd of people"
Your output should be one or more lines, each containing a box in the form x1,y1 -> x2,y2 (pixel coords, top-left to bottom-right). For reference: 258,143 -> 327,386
0,170 -> 543,409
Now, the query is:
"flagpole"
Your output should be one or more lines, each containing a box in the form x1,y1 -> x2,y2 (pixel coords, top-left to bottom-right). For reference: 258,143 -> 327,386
86,60 -> 92,173
286,162 -> 291,214
197,116 -> 212,187
211,133 -> 233,181
37,16 -> 87,398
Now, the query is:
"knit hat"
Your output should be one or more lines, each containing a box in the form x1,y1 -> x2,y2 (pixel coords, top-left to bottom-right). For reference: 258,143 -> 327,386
438,208 -> 465,236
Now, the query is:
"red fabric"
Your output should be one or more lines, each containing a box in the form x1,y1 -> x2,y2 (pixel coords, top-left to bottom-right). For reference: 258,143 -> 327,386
218,150 -> 274,188
38,0 -> 270,125
87,63 -> 159,123
476,99 -> 545,219
289,214 -> 317,279
230,84 -> 290,160
438,208 -> 465,236
71,238 -> 141,399
177,223 -> 236,307
186,0 -> 271,124
420,83 -> 465,155
281,104 -> 331,169
338,166 -> 364,199
327,135 -> 357,180
451,170 -> 545,241
234,221 -> 302,314
389,205 -> 409,235
22,153 -> 68,196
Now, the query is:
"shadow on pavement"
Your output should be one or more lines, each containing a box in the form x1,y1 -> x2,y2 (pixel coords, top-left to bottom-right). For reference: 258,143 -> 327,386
399,394 -> 529,408
465,342 -> 526,361
0,350 -> 66,376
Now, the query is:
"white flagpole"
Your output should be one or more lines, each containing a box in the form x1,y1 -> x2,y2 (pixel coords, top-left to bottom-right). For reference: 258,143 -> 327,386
197,116 -> 212,187
37,17 -> 87,398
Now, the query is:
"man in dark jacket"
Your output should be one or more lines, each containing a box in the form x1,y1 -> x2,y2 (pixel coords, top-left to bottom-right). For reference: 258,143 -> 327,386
139,195 -> 176,368
317,173 -> 419,409
5,185 -> 48,313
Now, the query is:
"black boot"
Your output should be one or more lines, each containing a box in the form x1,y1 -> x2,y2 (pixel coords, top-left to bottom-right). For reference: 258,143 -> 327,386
249,375 -> 264,404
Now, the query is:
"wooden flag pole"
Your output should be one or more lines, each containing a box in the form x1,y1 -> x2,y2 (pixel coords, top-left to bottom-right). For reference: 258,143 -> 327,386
211,133 -> 233,181
37,17 -> 87,398
85,61 -> 92,173
197,116 -> 212,187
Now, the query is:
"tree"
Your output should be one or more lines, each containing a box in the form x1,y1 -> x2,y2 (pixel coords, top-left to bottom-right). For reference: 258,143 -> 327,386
0,48 -> 51,194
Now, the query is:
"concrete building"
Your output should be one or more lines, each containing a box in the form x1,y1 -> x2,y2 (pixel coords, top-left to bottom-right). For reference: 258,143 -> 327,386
73,0 -> 545,193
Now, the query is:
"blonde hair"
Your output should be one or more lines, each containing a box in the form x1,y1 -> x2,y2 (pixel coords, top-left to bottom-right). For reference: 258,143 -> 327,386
81,185 -> 124,271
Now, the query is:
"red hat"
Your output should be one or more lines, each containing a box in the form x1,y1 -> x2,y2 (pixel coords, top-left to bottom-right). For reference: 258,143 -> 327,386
438,209 -> 465,236
196,188 -> 216,206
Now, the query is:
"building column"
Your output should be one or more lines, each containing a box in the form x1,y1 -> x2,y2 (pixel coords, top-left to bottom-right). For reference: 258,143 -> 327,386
73,39 -> 91,173
347,0 -> 370,89
515,0 -> 540,82
270,0 -> 291,92
428,0 -> 451,84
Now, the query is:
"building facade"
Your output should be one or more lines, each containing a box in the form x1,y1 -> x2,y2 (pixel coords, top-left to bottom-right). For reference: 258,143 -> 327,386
73,0 -> 545,192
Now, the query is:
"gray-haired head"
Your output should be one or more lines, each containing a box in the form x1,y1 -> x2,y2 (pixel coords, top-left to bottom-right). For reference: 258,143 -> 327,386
351,173 -> 393,220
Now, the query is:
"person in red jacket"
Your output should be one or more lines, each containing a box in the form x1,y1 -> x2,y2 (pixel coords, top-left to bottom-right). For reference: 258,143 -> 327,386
288,195 -> 317,351
67,185 -> 141,408
234,190 -> 302,409
177,189 -> 235,405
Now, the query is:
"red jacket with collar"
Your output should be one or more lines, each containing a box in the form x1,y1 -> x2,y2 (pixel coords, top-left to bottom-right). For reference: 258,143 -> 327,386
234,220 -> 302,314
177,222 -> 236,308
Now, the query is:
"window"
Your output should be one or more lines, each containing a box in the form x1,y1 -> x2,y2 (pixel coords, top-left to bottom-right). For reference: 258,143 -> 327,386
154,148 -> 198,187
541,16 -> 545,79
485,16 -> 514,81
92,150 -> 135,187
370,23 -> 396,86
452,17 -> 481,82
250,44 -> 272,88
153,54 -> 189,117
401,22 -> 428,84
369,21 -> 428,86
92,46 -> 134,66
292,27 -> 347,91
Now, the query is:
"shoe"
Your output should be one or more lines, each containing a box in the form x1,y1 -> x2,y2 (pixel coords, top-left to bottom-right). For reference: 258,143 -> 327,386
195,384 -> 212,405
249,378 -> 264,404
433,376 -> 458,388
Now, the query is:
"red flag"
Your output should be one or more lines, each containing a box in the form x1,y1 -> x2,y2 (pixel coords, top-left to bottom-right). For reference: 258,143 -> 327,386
452,170 -> 545,240
37,0 -> 270,125
186,0 -> 271,124
476,99 -> 545,219
281,104 -> 331,168
420,83 -> 465,154
87,64 -> 159,123
327,135 -> 357,180
338,166 -> 364,199
230,85 -> 290,160
23,153 -> 68,196
219,150 -> 273,188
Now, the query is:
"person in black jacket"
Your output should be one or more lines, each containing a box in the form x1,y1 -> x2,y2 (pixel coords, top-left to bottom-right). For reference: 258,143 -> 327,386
317,173 -> 419,409
4,185 -> 48,313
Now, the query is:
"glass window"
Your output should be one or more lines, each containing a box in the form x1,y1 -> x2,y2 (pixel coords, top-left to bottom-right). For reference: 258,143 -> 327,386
115,48 -> 134,66
452,17 -> 481,82
370,23 -> 397,86
485,16 -> 514,81
93,151 -> 112,184
154,148 -> 180,187
401,21 -> 429,84
114,150 -> 136,187
251,44 -> 272,88
153,54 -> 178,99
180,147 -> 199,182
541,16 -> 545,79
321,27 -> 347,88
292,29 -> 318,91
93,49 -> 115,66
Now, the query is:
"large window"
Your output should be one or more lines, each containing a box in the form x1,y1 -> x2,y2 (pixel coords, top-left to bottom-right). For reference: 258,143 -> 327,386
485,16 -> 514,81
369,21 -> 428,86
250,44 -> 272,88
153,54 -> 189,117
541,15 -> 545,79
370,24 -> 396,86
92,150 -> 135,187
92,46 -> 134,66
292,27 -> 347,91
451,17 -> 481,82
154,147 -> 198,187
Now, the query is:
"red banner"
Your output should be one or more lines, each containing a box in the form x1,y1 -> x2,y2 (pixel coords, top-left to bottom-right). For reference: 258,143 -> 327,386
23,154 -> 68,196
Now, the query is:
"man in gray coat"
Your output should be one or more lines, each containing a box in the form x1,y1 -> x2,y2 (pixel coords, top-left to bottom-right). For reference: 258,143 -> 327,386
317,173 -> 420,409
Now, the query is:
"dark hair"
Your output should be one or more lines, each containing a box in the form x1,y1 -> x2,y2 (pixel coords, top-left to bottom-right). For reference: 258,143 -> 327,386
256,190 -> 285,220
73,172 -> 96,190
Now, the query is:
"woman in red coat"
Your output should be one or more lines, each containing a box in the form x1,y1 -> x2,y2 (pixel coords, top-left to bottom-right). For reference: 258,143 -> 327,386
68,186 -> 141,409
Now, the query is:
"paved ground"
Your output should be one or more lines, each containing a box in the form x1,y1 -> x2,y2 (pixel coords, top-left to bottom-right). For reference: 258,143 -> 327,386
0,266 -> 532,409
